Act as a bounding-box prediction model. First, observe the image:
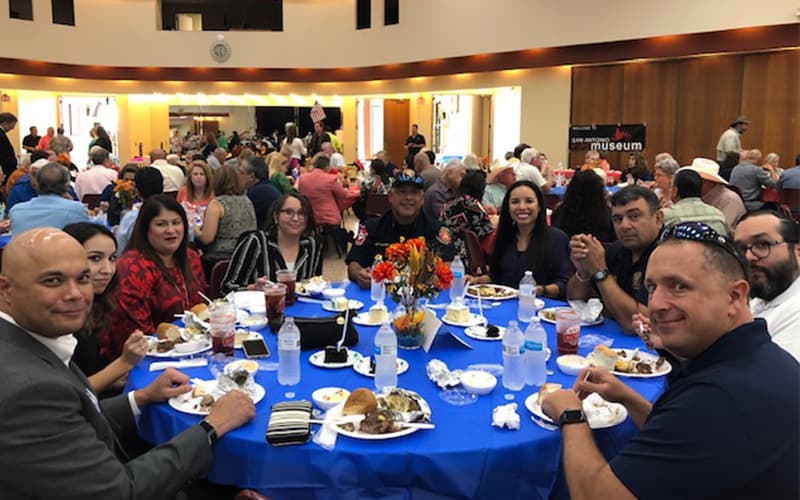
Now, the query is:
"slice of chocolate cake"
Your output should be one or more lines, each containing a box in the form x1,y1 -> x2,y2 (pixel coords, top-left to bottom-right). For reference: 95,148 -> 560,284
323,346 -> 348,364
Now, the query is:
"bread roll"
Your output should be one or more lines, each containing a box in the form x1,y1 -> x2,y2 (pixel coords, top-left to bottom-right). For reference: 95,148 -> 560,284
537,383 -> 562,406
156,323 -> 182,342
342,388 -> 378,416
190,303 -> 210,321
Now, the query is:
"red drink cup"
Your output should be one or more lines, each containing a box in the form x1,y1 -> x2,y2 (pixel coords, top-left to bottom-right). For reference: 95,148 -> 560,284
264,283 -> 287,322
276,269 -> 297,306
209,301 -> 235,356
556,309 -> 581,355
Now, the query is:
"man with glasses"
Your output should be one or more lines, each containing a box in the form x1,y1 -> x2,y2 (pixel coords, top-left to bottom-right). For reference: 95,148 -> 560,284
543,222 -> 799,500
347,170 -> 454,289
567,186 -> 663,333
734,211 -> 800,361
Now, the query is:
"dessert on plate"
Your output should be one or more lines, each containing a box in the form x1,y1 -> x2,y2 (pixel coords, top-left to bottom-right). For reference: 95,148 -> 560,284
368,303 -> 389,323
444,302 -> 469,323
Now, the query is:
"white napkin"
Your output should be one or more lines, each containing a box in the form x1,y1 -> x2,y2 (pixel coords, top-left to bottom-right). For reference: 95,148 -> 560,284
312,411 -> 339,450
149,358 -> 208,372
492,403 -> 520,430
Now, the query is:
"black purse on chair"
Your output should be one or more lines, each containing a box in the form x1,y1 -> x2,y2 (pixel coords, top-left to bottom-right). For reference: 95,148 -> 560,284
268,313 -> 359,351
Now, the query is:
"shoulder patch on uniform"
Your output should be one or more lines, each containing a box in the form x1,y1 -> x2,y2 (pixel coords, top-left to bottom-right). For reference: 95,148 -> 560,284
437,227 -> 452,245
355,224 -> 369,246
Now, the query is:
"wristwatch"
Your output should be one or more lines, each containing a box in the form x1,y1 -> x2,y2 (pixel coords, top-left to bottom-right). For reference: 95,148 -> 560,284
559,409 -> 587,427
198,420 -> 219,446
591,268 -> 610,282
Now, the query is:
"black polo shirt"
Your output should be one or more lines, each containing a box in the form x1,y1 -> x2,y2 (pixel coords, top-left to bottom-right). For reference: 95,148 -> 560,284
603,239 -> 656,305
610,319 -> 799,499
405,133 -> 426,156
345,210 -> 454,267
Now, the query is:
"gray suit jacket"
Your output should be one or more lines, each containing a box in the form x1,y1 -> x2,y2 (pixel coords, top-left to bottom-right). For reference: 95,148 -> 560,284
0,319 -> 213,500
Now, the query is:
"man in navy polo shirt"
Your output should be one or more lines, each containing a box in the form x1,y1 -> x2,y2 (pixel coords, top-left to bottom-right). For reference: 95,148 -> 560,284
543,222 -> 799,499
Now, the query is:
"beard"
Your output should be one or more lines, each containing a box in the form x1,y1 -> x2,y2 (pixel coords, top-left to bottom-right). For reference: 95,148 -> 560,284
750,252 -> 799,301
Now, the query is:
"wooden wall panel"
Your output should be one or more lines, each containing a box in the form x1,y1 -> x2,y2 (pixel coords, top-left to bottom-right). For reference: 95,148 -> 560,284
741,50 -> 800,168
622,61 -> 679,168
570,65 -> 624,169
674,55 -> 743,165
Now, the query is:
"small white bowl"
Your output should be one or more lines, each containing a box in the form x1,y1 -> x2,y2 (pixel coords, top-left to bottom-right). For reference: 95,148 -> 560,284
173,338 -> 206,353
240,315 -> 267,331
459,370 -> 497,395
557,354 -> 589,376
321,288 -> 346,300
226,359 -> 259,375
312,387 -> 351,411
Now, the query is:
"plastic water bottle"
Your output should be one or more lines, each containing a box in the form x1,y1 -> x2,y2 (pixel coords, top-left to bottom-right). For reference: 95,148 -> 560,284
524,317 -> 548,386
277,317 -> 301,386
502,321 -> 526,391
518,271 -> 537,322
450,255 -> 465,303
370,255 -> 386,304
374,322 -> 398,390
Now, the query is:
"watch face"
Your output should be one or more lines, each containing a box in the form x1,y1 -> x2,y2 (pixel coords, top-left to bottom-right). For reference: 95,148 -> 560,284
592,269 -> 609,281
560,409 -> 586,426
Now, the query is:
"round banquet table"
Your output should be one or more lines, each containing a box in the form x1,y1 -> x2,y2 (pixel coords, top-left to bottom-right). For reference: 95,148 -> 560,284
126,284 -> 666,500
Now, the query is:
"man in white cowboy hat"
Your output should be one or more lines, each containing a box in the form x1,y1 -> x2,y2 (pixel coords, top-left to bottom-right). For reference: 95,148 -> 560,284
716,115 -> 750,162
678,158 -> 746,228
482,158 -> 516,210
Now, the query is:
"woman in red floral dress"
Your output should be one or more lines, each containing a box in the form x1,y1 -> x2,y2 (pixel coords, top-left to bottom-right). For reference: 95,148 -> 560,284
105,195 -> 207,359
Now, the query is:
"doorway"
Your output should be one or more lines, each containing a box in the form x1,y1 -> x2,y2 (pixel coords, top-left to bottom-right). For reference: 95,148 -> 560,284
59,96 -> 119,168
383,99 -> 409,168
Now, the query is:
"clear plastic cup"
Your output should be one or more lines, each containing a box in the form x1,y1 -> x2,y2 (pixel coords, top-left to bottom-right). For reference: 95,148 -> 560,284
263,283 -> 287,322
556,309 -> 581,355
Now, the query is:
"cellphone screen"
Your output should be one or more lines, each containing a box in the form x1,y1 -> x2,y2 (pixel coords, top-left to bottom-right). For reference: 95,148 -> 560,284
242,339 -> 270,358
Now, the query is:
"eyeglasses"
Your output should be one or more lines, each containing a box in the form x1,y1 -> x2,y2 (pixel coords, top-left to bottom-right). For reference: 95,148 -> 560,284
279,208 -> 306,219
660,222 -> 749,277
735,239 -> 786,260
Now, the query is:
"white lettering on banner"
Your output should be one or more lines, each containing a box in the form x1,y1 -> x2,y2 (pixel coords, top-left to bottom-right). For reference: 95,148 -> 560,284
590,142 -> 644,152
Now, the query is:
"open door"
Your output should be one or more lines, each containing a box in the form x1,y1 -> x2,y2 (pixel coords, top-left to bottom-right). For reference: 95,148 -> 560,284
383,99 -> 410,168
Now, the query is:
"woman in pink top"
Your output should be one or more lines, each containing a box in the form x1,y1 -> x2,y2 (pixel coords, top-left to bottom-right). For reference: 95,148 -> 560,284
297,154 -> 358,226
177,160 -> 214,226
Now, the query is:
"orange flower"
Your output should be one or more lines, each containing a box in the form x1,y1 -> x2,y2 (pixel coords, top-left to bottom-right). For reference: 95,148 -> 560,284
385,241 -> 410,261
434,260 -> 453,289
371,261 -> 396,282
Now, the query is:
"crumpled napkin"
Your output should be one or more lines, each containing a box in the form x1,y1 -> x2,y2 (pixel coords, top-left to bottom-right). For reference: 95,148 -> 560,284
492,403 -> 520,430
149,358 -> 208,372
312,410 -> 338,451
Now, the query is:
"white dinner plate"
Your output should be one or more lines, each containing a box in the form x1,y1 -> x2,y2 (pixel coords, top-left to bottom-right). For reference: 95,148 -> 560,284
465,284 -> 519,300
538,307 -> 604,326
309,349 -> 363,369
352,312 -> 388,327
228,291 -> 266,312
441,313 -> 485,327
593,348 -> 672,378
353,356 -> 409,377
169,380 -> 266,416
146,334 -> 212,358
233,330 -> 264,349
464,325 -> 507,341
327,395 -> 431,440
525,392 -> 627,429
322,300 -> 365,312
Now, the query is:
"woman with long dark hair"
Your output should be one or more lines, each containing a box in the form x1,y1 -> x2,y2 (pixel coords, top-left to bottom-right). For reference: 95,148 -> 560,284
64,222 -> 149,393
485,180 -> 571,298
551,170 -> 615,242
222,192 -> 322,293
94,126 -> 113,153
107,195 -> 207,359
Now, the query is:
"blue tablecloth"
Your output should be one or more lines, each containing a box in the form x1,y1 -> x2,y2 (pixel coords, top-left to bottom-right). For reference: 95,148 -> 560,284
127,285 -> 665,499
548,184 -> 621,198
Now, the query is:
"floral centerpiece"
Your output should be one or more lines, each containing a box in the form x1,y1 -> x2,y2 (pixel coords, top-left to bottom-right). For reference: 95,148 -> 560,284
113,179 -> 136,209
371,237 -> 453,349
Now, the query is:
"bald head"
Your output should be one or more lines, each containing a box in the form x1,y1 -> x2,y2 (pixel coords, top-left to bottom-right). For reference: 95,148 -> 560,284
150,149 -> 167,161
0,229 -> 93,337
414,152 -> 431,172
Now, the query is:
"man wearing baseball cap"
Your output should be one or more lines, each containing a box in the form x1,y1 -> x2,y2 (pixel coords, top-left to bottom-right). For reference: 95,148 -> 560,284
716,115 -> 750,162
678,158 -> 746,228
346,169 -> 455,288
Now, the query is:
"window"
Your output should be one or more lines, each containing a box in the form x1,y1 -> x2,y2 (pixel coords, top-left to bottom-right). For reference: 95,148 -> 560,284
356,0 -> 370,30
384,0 -> 398,25
161,0 -> 282,31
9,0 -> 33,20
51,0 -> 74,26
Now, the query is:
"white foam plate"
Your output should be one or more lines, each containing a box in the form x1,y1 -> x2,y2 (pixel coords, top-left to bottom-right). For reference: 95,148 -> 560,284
353,356 -> 409,377
352,312 -> 388,327
322,300 -> 365,312
309,349 -> 363,368
441,313 -> 485,327
146,334 -> 211,358
525,392 -> 627,429
465,284 -> 519,300
538,307 -> 604,326
464,325 -> 507,340
327,395 -> 430,440
233,330 -> 264,349
169,380 -> 265,416
595,348 -> 672,378
228,291 -> 266,312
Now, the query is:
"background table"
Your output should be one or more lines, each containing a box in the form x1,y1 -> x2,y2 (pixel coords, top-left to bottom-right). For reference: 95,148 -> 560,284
127,284 -> 666,499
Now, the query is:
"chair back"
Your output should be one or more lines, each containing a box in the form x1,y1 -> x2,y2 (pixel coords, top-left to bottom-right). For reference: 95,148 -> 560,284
365,193 -> 390,219
208,259 -> 230,299
81,193 -> 102,210
463,230 -> 487,275
779,188 -> 800,222
544,193 -> 561,211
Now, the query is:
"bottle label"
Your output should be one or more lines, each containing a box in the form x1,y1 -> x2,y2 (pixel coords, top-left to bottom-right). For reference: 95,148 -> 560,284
503,344 -> 523,356
374,344 -> 396,356
452,271 -> 464,279
279,338 -> 299,349
524,340 -> 543,352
